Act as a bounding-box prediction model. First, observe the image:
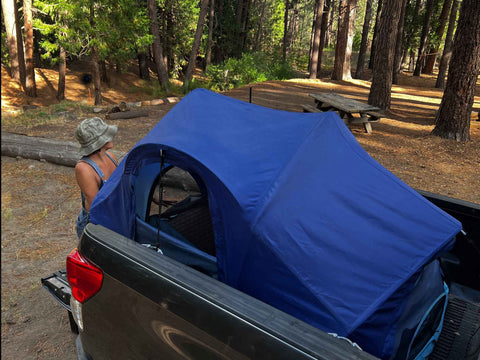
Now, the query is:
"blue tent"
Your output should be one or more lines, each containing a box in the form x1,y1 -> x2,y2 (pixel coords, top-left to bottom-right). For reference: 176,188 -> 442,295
90,89 -> 461,358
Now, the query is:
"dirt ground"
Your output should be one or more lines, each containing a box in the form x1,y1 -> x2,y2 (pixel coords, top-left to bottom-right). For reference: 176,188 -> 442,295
1,65 -> 479,359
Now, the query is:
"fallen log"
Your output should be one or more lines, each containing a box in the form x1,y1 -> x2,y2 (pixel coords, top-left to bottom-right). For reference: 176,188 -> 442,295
106,109 -> 149,120
2,132 -> 82,167
1,132 -> 192,190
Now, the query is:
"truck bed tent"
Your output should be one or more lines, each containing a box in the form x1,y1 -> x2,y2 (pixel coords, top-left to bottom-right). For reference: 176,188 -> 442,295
90,89 -> 461,358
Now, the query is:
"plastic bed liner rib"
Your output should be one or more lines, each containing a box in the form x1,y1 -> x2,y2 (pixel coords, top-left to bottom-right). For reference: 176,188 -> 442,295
429,295 -> 480,360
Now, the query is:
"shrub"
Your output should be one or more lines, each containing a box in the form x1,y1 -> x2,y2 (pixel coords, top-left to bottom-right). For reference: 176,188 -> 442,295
206,52 -> 294,91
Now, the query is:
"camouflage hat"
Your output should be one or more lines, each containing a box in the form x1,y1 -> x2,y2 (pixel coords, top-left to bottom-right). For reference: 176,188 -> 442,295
75,117 -> 118,156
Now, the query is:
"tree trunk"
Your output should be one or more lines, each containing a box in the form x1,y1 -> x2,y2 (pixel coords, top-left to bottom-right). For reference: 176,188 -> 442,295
332,0 -> 356,80
432,0 -> 480,141
23,0 -> 36,97
316,0 -> 331,74
1,132 -> 126,167
436,0 -> 459,88
283,0 -> 290,61
148,0 -> 169,91
344,0 -> 357,79
354,0 -> 373,79
368,0 -> 402,110
2,0 -> 26,86
309,0 -> 326,79
401,0 -> 421,69
183,0 -> 209,88
413,0 -> 435,76
205,0 -> 215,68
91,46 -> 102,105
138,50 -> 150,80
57,46 -> 66,101
392,0 -> 408,84
423,0 -> 453,74
368,0 -> 383,70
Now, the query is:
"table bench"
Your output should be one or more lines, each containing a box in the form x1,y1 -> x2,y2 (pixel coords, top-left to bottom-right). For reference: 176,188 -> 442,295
303,93 -> 383,134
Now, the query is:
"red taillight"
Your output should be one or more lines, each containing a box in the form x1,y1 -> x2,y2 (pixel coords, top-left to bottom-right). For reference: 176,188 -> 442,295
67,249 -> 103,303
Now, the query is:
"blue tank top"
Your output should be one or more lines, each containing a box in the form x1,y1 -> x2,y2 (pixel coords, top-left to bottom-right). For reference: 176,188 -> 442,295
79,152 -> 119,209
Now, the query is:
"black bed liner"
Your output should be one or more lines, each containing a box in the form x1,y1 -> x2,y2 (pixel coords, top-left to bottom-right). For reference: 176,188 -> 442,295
430,295 -> 480,360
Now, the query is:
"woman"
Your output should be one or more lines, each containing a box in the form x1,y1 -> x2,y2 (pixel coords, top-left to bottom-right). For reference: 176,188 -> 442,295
74,117 -> 119,238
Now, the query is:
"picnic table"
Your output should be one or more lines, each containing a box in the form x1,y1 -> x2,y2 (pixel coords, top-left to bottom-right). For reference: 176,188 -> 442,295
303,93 -> 383,134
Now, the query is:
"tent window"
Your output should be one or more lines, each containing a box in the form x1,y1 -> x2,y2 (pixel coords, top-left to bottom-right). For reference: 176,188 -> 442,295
147,167 -> 216,257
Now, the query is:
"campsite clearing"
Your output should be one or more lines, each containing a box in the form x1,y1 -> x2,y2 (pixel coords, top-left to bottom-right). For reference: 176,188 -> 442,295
1,68 -> 479,359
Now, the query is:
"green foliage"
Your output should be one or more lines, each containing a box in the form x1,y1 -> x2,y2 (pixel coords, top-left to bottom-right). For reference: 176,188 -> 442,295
353,30 -> 362,52
1,31 -> 9,67
34,0 -> 152,69
206,52 -> 294,91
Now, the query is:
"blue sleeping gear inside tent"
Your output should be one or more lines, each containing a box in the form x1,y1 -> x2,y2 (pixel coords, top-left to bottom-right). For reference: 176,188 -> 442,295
89,89 -> 461,359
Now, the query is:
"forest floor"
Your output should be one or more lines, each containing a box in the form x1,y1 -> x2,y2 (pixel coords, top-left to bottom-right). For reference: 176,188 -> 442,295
1,64 -> 479,359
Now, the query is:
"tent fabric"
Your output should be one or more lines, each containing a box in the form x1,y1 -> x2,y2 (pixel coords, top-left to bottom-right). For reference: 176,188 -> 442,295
90,88 -> 461,358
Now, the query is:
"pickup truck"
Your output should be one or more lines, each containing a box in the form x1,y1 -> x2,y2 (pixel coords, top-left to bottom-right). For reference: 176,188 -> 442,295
42,89 -> 480,360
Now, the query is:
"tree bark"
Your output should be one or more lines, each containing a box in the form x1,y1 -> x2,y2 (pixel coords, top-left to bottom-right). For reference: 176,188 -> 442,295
2,0 -> 26,86
436,0 -> 459,88
309,0 -> 326,79
332,0 -> 356,80
1,132 -> 125,167
148,0 -> 169,91
368,0 -> 402,110
57,46 -> 66,101
316,0 -> 331,73
138,50 -> 150,80
183,0 -> 209,88
106,110 -> 149,120
423,0 -> 453,74
91,46 -> 102,105
368,0 -> 383,70
23,0 -> 36,97
413,0 -> 435,76
283,0 -> 290,61
354,0 -> 373,79
392,0 -> 408,84
205,0 -> 215,68
432,0 -> 480,141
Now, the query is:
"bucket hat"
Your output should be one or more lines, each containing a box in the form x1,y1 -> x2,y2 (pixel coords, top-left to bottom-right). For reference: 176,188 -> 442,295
75,117 -> 118,156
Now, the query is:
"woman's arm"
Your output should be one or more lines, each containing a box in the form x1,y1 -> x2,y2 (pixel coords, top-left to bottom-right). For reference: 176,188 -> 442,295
75,162 -> 101,211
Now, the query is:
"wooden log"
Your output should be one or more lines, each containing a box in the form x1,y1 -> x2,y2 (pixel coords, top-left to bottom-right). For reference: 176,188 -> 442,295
1,132 -> 191,191
1,132 -> 124,167
106,109 -> 149,120
2,132 -> 82,166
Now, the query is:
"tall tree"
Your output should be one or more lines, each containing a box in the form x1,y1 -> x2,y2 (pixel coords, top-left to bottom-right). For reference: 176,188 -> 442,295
309,0 -> 326,78
184,0 -> 209,89
316,0 -> 331,72
2,0 -> 26,86
423,0 -> 453,74
413,0 -> 435,76
392,0 -> 408,84
401,0 -> 422,71
354,0 -> 373,79
89,4 -> 102,105
148,0 -> 169,91
24,0 -> 37,97
283,0 -> 290,61
432,0 -> 480,141
368,0 -> 402,110
57,45 -> 66,100
332,0 -> 357,80
205,0 -> 215,68
368,0 -> 383,70
435,0 -> 459,88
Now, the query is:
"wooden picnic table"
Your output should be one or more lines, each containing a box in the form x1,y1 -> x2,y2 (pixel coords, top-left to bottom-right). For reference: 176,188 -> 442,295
305,93 -> 383,134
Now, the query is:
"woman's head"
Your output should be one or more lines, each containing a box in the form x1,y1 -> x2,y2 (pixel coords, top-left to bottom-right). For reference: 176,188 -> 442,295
75,117 -> 118,156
